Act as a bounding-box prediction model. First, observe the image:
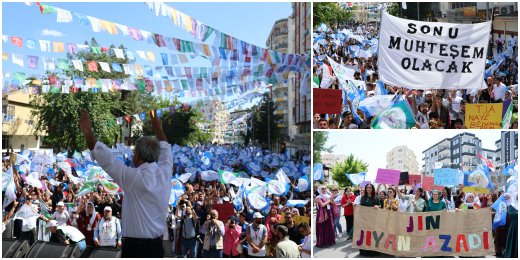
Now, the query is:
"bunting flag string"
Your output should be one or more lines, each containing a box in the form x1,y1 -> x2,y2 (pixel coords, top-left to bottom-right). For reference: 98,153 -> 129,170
27,3 -> 311,69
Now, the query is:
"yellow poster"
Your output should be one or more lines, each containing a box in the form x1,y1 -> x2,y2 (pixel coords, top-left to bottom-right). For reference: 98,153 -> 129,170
281,213 -> 310,225
465,104 -> 503,129
146,51 -> 155,62
53,42 -> 65,52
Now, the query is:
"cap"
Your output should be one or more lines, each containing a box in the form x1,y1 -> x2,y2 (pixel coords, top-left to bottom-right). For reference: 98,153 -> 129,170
253,212 -> 264,219
223,197 -> 230,202
46,220 -> 58,228
367,91 -> 375,97
229,215 -> 238,222
424,90 -> 432,95
349,124 -> 358,129
57,202 -> 64,207
104,206 -> 112,212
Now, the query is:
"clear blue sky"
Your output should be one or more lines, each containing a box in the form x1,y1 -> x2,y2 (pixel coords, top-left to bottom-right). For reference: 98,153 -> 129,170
1,2 -> 292,111
320,130 -> 502,182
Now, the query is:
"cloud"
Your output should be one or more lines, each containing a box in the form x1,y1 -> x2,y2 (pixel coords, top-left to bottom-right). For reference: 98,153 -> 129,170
39,29 -> 66,37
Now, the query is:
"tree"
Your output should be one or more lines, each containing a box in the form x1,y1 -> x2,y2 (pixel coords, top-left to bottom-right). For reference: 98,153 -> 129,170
241,94 -> 282,150
313,131 -> 336,164
313,2 -> 355,29
30,37 -> 139,152
388,2 -> 434,21
331,154 -> 369,188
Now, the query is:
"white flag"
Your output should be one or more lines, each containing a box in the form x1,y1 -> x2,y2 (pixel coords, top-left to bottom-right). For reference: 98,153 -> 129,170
114,49 -> 125,59
56,8 -> 73,22
39,40 -> 50,52
72,60 -> 83,71
12,54 -> 24,67
86,16 -> 102,32
99,62 -> 111,73
320,73 -> 335,89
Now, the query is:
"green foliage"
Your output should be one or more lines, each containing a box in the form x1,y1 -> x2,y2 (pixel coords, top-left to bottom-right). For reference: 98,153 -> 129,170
388,2 -> 434,21
312,131 -> 336,164
313,2 -> 355,29
241,93 -> 282,149
331,154 -> 369,188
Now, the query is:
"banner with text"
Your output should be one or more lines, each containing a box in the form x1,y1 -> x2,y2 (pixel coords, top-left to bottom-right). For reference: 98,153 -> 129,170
352,205 -> 495,257
379,11 -> 491,90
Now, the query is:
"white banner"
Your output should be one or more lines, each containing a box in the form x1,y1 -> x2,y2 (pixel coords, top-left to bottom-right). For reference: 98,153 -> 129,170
379,12 -> 491,90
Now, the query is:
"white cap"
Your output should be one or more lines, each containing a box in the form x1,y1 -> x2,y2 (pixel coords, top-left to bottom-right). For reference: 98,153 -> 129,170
104,206 -> 112,212
46,220 -> 58,228
424,90 -> 432,95
223,197 -> 230,202
253,212 -> 264,219
57,202 -> 64,207
349,124 -> 358,129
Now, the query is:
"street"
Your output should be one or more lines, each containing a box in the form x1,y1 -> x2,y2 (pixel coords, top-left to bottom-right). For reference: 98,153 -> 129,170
312,212 -> 499,258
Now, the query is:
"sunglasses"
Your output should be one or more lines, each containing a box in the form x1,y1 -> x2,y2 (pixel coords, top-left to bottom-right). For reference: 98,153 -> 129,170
285,216 -> 292,218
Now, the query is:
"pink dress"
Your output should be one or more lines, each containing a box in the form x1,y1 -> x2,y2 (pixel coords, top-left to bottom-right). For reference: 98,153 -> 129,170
315,197 -> 335,248
223,225 -> 242,256
265,214 -> 281,239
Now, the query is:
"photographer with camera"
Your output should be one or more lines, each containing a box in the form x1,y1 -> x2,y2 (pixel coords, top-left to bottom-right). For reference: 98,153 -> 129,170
223,215 -> 242,258
201,210 -> 225,257
177,202 -> 199,258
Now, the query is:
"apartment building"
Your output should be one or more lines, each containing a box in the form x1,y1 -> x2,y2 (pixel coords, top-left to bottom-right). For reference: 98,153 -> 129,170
386,146 -> 420,176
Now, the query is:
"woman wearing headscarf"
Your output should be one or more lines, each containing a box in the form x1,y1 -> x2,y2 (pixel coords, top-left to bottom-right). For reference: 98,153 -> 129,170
492,193 -> 513,257
78,202 -> 101,246
265,207 -> 281,255
354,183 -> 382,257
456,193 -> 480,210
291,208 -> 300,216
315,185 -> 335,248
504,193 -> 518,258
425,190 -> 447,212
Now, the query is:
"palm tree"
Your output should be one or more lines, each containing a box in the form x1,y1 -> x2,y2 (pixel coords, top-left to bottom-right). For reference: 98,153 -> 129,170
331,154 -> 369,188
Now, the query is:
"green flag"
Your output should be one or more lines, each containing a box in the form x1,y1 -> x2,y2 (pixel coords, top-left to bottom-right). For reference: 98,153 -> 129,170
135,79 -> 146,92
203,27 -> 214,42
501,101 -> 514,129
220,33 -> 228,49
371,100 -> 417,129
51,86 -> 60,93
39,198 -> 52,219
39,3 -> 57,14
218,170 -> 238,185
77,179 -> 97,197
91,46 -> 101,54
14,72 -> 25,83
312,76 -> 320,88
57,59 -> 69,71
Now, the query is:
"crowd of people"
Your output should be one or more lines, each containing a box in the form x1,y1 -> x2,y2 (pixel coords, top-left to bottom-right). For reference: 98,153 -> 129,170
313,22 -> 518,129
2,112 -> 312,258
313,180 -> 518,258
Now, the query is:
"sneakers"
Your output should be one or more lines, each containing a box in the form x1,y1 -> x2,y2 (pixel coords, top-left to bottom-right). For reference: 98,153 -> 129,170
338,233 -> 343,238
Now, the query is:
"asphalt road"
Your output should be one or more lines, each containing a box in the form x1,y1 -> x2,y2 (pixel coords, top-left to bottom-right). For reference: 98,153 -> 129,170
312,212 -> 499,258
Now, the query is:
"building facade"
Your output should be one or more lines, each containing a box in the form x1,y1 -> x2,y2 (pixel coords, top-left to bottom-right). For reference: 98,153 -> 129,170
422,132 -> 517,189
386,145 -> 420,176
224,109 -> 251,145
2,91 -> 46,154
321,154 -> 347,169
265,2 -> 311,154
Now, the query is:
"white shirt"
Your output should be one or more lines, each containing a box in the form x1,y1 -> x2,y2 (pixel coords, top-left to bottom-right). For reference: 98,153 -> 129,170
449,96 -> 463,120
508,36 -> 517,47
493,83 -> 507,100
52,210 -> 70,226
300,235 -> 311,258
497,37 -> 504,45
90,141 -> 173,239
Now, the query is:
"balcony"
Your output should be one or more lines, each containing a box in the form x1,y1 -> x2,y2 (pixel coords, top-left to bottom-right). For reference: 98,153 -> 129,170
275,97 -> 288,102
439,146 -> 450,153
274,18 -> 288,25
462,152 -> 476,157
273,30 -> 288,40
276,109 -> 288,115
438,155 -> 450,162
274,43 -> 288,51
462,142 -> 476,147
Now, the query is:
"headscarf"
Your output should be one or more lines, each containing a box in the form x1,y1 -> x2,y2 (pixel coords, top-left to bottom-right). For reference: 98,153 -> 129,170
512,192 -> 518,210
427,190 -> 440,209
292,208 -> 300,216
504,193 -> 512,206
85,202 -> 98,226
464,192 -> 476,207
316,185 -> 330,201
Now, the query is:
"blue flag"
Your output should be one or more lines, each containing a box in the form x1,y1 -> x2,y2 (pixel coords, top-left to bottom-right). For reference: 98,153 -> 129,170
313,163 -> 323,181
295,175 -> 311,192
346,172 -> 366,185
463,165 -> 493,191
491,194 -> 509,230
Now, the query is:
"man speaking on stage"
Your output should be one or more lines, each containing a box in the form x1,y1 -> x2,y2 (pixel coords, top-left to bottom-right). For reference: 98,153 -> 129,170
78,109 -> 172,257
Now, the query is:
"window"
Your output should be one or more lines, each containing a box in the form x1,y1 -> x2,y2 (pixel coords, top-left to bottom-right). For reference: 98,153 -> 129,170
454,158 -> 459,164
398,160 -> 403,163
453,149 -> 459,155
452,139 -> 458,145
2,135 -> 9,149
398,155 -> 403,158
398,149 -> 402,152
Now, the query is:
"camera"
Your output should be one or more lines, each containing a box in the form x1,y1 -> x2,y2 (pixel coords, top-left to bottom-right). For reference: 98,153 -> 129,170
229,219 -> 235,225
210,215 -> 215,220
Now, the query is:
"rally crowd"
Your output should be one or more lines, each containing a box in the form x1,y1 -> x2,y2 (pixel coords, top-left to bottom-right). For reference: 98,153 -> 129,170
313,22 -> 518,130
313,180 -> 518,258
2,142 -> 312,258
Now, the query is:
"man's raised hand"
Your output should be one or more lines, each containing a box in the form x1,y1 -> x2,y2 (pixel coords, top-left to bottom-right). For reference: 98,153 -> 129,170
78,110 -> 92,135
150,110 -> 167,142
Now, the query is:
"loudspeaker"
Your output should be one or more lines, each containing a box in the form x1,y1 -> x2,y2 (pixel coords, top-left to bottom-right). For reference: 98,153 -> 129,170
2,239 -> 31,258
80,246 -> 121,258
164,254 -> 187,258
26,241 -> 81,258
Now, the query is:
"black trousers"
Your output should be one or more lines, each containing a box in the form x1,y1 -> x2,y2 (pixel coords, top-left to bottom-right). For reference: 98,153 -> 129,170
22,229 -> 37,245
344,215 -> 354,235
121,239 -> 164,258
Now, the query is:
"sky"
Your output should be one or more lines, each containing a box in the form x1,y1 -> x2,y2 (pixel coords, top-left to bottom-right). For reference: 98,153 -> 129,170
319,130 -> 503,182
1,2 -> 292,112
